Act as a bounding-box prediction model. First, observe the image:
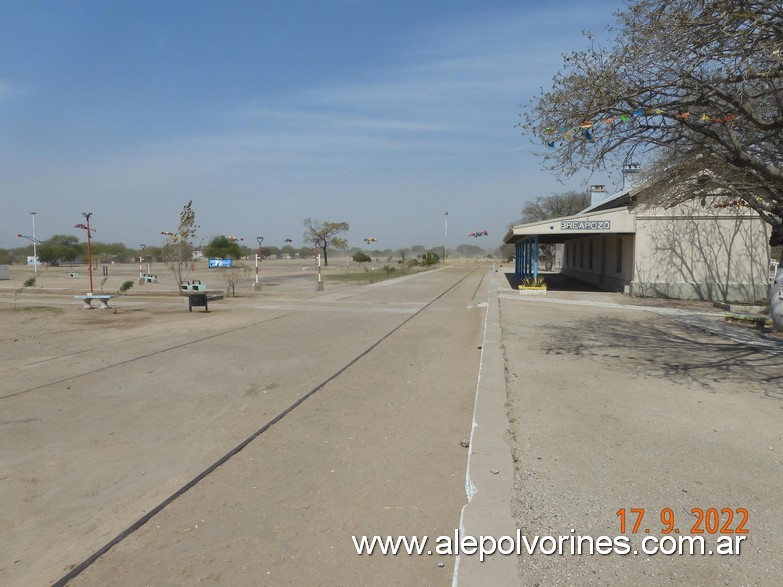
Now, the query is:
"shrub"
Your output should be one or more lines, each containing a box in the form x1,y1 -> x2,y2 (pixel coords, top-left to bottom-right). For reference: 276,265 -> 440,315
521,276 -> 546,287
119,280 -> 135,293
353,252 -> 372,263
23,277 -> 36,287
421,251 -> 440,266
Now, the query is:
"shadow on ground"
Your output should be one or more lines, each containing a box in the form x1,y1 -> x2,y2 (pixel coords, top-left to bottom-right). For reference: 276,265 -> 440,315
503,272 -> 603,292
540,316 -> 783,398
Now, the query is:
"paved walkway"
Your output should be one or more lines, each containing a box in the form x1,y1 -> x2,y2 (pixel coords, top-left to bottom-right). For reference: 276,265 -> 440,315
488,271 -> 781,585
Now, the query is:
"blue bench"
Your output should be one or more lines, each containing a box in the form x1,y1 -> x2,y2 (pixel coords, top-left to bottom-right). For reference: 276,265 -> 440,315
141,273 -> 158,283
181,280 -> 206,291
75,294 -> 114,309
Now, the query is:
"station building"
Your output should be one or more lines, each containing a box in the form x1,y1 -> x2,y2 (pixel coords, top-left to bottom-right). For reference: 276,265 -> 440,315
504,169 -> 772,303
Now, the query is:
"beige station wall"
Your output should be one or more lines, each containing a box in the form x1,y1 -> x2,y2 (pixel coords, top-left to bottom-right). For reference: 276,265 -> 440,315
631,199 -> 770,303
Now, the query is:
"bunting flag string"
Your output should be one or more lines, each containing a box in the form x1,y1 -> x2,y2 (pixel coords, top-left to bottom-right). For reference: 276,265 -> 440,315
546,108 -> 737,147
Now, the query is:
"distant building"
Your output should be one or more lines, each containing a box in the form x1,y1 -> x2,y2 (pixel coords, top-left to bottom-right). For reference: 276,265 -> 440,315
504,172 -> 770,303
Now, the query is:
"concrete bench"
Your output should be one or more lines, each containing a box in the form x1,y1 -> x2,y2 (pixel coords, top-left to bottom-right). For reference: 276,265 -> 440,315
141,273 -> 158,283
187,292 -> 223,313
69,272 -> 80,278
75,294 -> 114,309
181,280 -> 206,291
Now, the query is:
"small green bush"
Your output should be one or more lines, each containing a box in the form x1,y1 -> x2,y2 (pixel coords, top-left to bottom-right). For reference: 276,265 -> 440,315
119,280 -> 135,293
353,252 -> 372,263
23,277 -> 36,287
421,251 -> 440,266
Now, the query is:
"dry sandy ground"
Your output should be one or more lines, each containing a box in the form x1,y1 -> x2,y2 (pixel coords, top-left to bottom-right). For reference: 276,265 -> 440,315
3,263 -> 781,586
500,292 -> 782,586
0,263 -> 487,586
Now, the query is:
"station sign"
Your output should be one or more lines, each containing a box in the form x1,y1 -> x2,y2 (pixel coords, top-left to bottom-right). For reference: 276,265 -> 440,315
560,220 -> 612,230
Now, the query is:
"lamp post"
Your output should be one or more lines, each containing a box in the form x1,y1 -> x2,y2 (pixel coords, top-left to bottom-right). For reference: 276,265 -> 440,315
75,213 -> 95,294
139,244 -> 146,280
255,236 -> 264,285
16,232 -> 43,264
30,212 -> 38,273
444,211 -> 448,267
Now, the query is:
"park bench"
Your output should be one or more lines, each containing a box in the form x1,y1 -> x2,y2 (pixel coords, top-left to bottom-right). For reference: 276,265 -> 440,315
74,294 -> 114,309
187,292 -> 223,313
141,273 -> 158,283
180,280 -> 206,291
69,272 -> 80,278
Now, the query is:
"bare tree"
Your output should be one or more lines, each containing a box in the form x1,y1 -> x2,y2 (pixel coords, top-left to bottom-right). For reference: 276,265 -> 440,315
162,200 -> 197,294
220,264 -> 248,297
303,218 -> 349,267
519,190 -> 590,223
518,191 -> 590,270
522,0 -> 783,327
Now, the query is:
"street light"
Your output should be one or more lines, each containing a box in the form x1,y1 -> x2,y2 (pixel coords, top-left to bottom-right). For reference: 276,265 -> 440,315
444,211 -> 448,266
30,212 -> 38,273
16,232 -> 43,265
74,212 -> 95,294
255,236 -> 264,285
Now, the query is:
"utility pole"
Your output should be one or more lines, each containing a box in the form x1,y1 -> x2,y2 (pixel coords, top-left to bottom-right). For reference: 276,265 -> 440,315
30,212 -> 38,273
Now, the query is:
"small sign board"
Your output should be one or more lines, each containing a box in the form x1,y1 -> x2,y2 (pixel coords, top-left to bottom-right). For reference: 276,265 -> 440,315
208,258 -> 233,268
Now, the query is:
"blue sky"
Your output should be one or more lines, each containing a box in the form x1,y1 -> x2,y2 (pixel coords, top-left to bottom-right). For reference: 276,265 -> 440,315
1,0 -> 626,251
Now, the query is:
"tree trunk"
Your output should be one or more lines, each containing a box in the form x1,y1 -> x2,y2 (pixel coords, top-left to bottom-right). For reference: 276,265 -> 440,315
771,263 -> 783,332
322,244 -> 328,267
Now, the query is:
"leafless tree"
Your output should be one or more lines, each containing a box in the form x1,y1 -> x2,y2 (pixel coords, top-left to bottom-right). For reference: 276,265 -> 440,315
517,190 -> 590,269
303,218 -> 349,267
162,200 -> 197,294
522,0 -> 783,249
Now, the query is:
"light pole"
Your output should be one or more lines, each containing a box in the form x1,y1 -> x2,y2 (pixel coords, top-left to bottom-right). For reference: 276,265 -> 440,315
444,211 -> 448,266
255,236 -> 264,285
75,213 -> 95,293
314,238 -> 323,291
30,212 -> 38,273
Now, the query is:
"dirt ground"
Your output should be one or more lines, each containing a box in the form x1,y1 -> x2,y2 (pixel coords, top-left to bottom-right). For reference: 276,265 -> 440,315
499,290 -> 782,586
3,262 -> 781,586
0,262 -> 487,586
